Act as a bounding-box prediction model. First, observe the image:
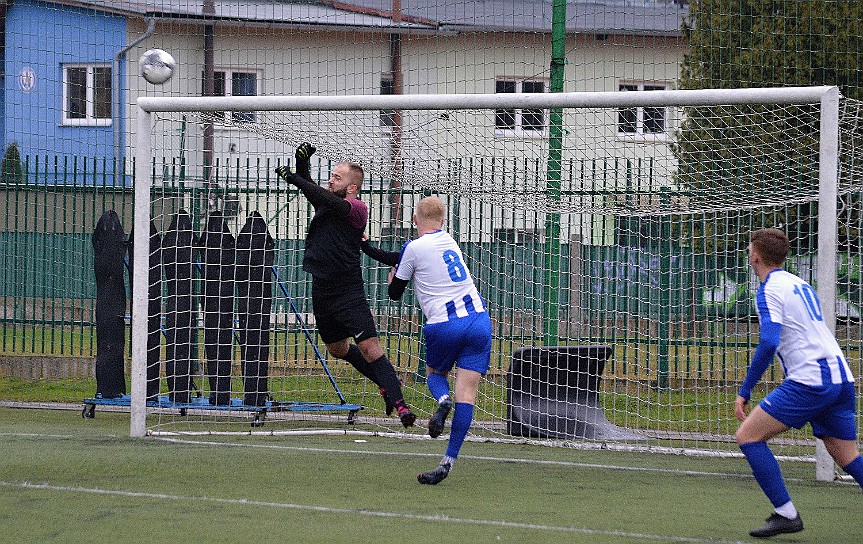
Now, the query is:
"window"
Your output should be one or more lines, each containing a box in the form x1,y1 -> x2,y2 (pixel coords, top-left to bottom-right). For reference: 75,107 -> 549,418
203,69 -> 259,123
380,73 -> 395,129
62,64 -> 111,126
618,83 -> 668,137
616,216 -> 667,249
495,79 -> 547,136
494,228 -> 542,244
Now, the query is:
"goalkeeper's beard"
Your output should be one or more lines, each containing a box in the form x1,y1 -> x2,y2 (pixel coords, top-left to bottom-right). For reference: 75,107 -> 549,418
332,187 -> 348,198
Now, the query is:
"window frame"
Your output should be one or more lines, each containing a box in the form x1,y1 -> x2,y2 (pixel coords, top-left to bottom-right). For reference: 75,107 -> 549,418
379,72 -> 396,130
61,63 -> 112,127
205,68 -> 262,125
494,78 -> 549,138
617,81 -> 670,141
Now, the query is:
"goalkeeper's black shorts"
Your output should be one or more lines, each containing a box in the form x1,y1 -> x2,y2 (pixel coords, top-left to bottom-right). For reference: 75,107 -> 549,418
312,279 -> 379,345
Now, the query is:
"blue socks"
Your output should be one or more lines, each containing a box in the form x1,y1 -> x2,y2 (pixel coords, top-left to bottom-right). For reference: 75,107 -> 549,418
426,375 -> 473,463
427,372 -> 450,402
842,455 -> 863,490
445,402 -> 474,459
740,441 -> 792,508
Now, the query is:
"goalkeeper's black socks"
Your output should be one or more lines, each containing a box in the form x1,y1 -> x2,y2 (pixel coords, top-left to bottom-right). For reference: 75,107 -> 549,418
343,344 -> 381,385
371,355 -> 415,427
371,355 -> 405,403
379,387 -> 394,415
344,345 -> 403,417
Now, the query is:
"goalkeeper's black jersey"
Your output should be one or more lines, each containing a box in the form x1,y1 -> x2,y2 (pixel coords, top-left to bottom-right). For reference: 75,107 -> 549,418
302,199 -> 367,281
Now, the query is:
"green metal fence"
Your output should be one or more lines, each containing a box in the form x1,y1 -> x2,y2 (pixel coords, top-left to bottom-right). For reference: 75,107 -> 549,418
3,156 -> 863,387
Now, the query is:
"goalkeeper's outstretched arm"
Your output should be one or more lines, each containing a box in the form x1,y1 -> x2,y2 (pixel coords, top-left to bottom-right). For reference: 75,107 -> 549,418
277,168 -> 350,214
360,239 -> 400,267
293,142 -> 314,182
388,276 -> 408,300
274,143 -> 351,216
361,238 -> 408,299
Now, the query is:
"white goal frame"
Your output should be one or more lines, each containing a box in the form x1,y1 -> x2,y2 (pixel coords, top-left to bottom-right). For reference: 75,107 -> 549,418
131,86 -> 840,479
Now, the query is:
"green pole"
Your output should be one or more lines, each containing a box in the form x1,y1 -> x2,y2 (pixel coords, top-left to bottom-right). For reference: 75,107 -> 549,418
543,0 -> 566,345
656,188 -> 671,388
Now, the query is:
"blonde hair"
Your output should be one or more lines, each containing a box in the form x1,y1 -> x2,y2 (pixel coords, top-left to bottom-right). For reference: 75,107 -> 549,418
416,196 -> 446,225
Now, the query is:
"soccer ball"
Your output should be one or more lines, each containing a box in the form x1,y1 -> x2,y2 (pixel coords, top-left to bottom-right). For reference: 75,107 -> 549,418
139,48 -> 176,85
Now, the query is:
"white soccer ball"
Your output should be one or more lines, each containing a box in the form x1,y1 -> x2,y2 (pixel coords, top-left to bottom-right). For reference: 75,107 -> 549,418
139,48 -> 176,85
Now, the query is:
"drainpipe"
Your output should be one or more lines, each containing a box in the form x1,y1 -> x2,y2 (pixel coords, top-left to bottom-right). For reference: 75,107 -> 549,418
388,0 -> 403,235
0,0 -> 10,153
113,17 -> 155,175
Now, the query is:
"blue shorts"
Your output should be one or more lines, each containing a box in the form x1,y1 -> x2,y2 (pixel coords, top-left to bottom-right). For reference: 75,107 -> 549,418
423,311 -> 492,375
760,379 -> 858,441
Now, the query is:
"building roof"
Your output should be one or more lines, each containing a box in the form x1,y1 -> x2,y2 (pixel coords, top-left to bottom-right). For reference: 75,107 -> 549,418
51,1 -> 440,31
49,0 -> 687,35
323,1 -> 688,35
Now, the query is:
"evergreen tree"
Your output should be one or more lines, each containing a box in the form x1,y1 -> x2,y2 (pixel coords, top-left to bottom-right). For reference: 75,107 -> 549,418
675,0 -> 863,251
1,142 -> 23,184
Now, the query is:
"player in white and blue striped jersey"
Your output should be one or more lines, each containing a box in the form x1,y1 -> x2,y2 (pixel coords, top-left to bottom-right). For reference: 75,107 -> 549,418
736,228 -> 863,538
364,196 -> 491,485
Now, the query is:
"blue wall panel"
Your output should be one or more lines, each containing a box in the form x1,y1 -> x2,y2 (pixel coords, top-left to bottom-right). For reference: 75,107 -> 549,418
5,0 -> 125,173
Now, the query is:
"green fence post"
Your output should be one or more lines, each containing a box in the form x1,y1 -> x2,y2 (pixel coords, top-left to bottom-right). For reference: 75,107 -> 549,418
542,0 -> 567,345
656,188 -> 671,388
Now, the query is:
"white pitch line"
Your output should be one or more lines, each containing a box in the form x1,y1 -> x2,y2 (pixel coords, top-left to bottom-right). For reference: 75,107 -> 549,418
156,436 -> 758,480
0,432 -> 78,438
6,432 -> 846,484
0,481 -> 749,544
160,437 -> 863,486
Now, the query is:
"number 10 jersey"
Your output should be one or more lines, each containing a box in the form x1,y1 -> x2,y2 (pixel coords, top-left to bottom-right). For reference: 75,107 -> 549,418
758,269 -> 853,386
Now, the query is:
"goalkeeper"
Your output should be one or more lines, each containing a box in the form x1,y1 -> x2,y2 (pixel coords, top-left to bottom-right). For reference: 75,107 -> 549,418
362,196 -> 492,485
275,143 -> 415,427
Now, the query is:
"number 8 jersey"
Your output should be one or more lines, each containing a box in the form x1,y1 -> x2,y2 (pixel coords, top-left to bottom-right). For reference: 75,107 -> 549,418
757,269 -> 853,386
394,230 -> 485,324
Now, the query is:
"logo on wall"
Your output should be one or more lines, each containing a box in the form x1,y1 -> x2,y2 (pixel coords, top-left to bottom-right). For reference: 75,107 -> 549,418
18,67 -> 35,93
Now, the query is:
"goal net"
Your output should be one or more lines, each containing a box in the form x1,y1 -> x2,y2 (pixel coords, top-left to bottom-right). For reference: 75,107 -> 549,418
131,87 -> 858,464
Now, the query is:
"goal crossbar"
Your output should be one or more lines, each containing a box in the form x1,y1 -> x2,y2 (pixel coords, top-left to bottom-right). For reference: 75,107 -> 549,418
137,85 -> 839,113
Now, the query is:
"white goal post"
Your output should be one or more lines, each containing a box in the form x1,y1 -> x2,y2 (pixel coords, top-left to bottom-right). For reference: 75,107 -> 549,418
131,86 -> 841,478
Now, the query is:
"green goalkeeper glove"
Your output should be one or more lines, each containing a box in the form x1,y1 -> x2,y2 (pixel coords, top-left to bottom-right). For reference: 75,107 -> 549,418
296,142 -> 316,161
295,142 -> 316,181
274,143 -> 316,183
274,164 -> 293,183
